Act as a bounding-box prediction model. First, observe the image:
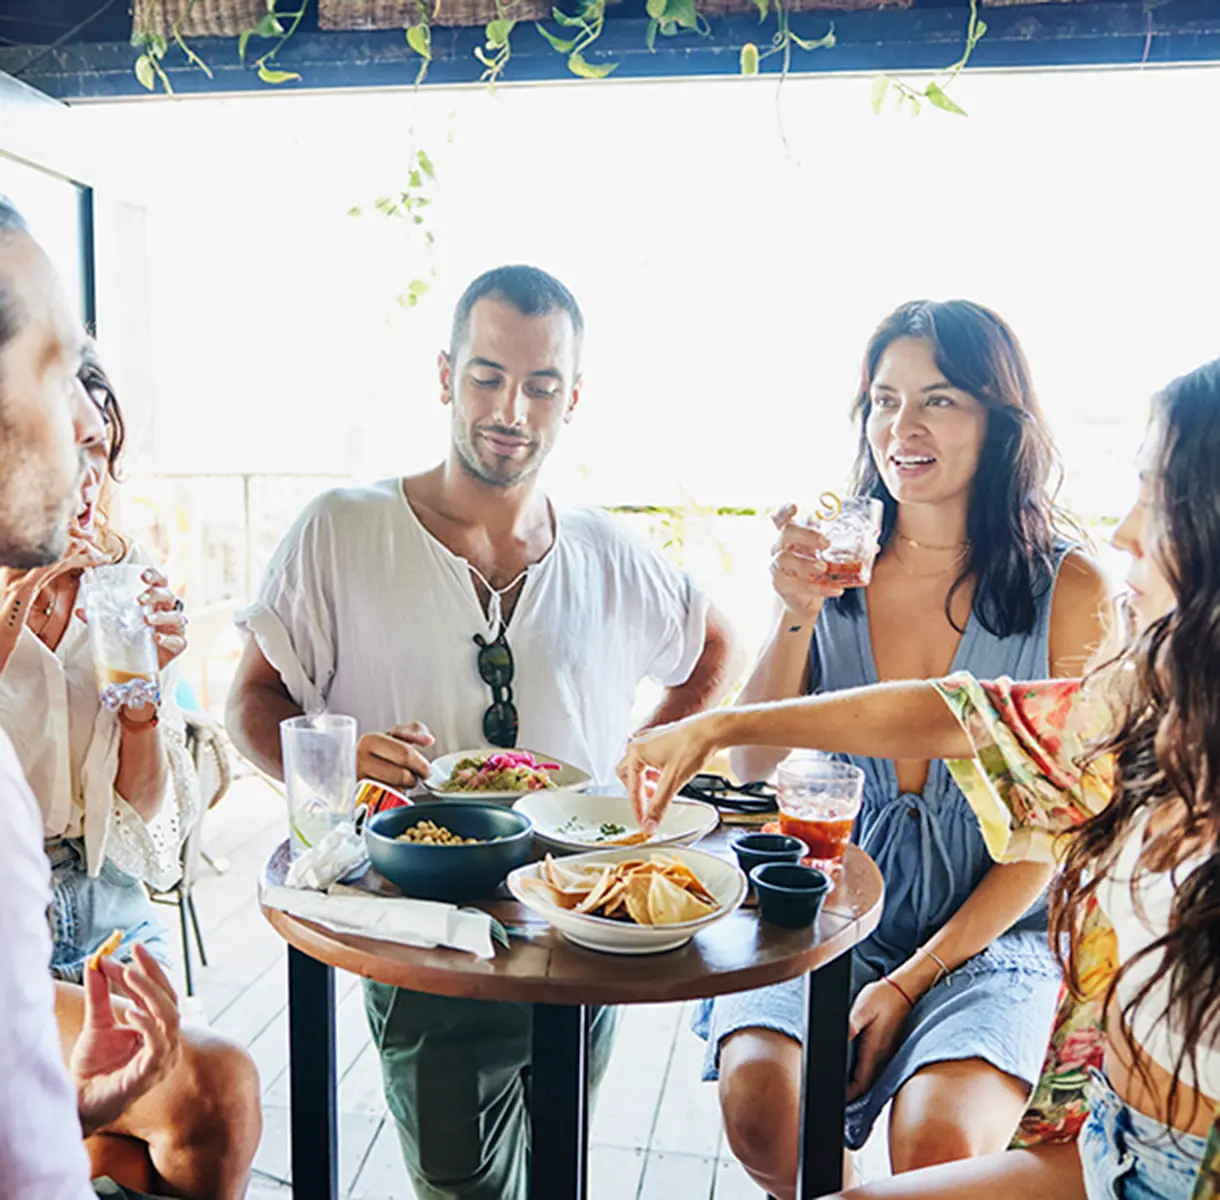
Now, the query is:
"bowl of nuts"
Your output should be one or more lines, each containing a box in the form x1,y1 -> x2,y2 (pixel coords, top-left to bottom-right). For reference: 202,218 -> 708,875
364,801 -> 534,903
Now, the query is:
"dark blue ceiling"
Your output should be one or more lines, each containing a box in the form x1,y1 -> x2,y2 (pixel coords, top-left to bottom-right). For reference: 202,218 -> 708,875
2,0 -> 1219,98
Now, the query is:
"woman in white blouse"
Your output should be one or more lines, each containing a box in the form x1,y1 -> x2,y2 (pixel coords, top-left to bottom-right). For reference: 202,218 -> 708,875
0,342 -> 196,980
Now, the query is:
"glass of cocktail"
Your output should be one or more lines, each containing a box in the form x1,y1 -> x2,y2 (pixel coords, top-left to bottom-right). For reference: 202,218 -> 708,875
776,755 -> 864,870
79,564 -> 161,712
798,494 -> 884,588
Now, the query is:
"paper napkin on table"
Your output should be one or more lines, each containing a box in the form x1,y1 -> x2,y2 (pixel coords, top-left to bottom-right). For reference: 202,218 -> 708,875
260,881 -> 499,959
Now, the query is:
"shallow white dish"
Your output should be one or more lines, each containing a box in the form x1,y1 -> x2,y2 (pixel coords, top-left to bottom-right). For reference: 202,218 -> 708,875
506,845 -> 746,955
422,749 -> 592,805
512,789 -> 719,852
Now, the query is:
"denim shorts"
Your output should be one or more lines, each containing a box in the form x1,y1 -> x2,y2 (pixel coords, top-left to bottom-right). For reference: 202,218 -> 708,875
1079,1067 -> 1207,1199
47,838 -> 171,984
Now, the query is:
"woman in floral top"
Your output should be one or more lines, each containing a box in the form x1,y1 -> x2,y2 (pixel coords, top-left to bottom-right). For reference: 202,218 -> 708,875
621,358 -> 1220,1199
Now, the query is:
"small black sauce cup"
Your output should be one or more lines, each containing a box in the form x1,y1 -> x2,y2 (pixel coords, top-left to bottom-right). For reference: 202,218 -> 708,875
750,862 -> 832,928
730,832 -> 807,880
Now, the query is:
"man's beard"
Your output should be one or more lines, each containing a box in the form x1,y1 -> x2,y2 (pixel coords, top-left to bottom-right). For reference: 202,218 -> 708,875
453,422 -> 541,489
0,442 -> 79,569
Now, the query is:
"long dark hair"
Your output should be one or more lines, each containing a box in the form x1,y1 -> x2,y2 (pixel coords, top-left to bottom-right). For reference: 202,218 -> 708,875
1051,359 -> 1220,1129
835,300 -> 1071,637
79,340 -> 126,481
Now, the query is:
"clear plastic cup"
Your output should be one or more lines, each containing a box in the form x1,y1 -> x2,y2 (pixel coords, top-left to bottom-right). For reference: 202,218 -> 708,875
800,496 -> 884,588
776,756 -> 864,867
281,715 -> 358,858
79,564 -> 161,712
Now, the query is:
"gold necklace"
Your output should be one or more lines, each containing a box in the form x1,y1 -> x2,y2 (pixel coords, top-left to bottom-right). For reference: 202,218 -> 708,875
895,530 -> 970,552
892,544 -> 969,580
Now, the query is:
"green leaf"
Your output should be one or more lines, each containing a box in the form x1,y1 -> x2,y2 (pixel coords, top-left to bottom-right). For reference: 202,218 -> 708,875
567,50 -> 616,77
739,41 -> 759,74
150,33 -> 168,58
134,53 -> 156,90
347,205 -> 363,217
257,63 -> 301,83
663,0 -> 699,29
255,11 -> 284,36
645,0 -> 666,19
406,23 -> 432,58
485,17 -> 515,45
869,73 -> 889,115
408,168 -> 423,189
238,30 -> 252,62
645,17 -> 658,49
551,6 -> 584,25
974,17 -> 988,40
925,81 -> 967,116
535,23 -> 575,52
753,0 -> 768,19
417,149 -> 436,179
408,279 -> 430,296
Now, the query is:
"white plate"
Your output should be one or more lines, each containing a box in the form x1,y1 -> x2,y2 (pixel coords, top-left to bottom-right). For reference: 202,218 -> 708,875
422,749 -> 592,805
506,845 -> 746,955
512,789 -> 719,852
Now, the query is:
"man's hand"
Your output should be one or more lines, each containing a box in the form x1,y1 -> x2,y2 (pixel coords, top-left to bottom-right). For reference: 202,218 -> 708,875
72,944 -> 181,1136
357,722 -> 435,789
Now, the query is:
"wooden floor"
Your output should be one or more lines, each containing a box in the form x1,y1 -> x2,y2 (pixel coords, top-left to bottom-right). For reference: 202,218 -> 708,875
177,775 -> 771,1200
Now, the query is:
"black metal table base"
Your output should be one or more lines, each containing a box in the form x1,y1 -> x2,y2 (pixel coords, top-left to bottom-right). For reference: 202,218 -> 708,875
529,1003 -> 590,1199
798,951 -> 853,1198
284,955 -> 851,1200
287,946 -> 339,1200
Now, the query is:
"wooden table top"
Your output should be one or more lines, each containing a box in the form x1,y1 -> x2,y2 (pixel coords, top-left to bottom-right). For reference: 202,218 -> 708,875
260,825 -> 883,1006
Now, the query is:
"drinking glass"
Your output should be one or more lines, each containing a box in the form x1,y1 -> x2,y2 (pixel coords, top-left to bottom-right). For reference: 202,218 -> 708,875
79,564 -> 161,712
281,714 -> 358,858
776,756 -> 864,868
799,496 -> 884,587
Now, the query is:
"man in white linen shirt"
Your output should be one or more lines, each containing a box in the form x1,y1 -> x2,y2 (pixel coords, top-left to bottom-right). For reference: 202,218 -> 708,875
0,198 -> 181,1200
227,263 -> 738,1199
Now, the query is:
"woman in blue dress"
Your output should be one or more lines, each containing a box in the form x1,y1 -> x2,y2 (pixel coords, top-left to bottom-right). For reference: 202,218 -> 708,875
692,301 -> 1111,1198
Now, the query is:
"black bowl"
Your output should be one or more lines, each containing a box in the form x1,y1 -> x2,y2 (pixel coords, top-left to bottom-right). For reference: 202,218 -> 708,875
730,832 -> 808,879
365,801 -> 533,903
750,862 -> 831,928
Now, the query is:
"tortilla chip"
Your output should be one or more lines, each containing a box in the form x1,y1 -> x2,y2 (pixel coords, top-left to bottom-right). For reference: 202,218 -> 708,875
88,929 -> 123,973
648,873 -> 716,925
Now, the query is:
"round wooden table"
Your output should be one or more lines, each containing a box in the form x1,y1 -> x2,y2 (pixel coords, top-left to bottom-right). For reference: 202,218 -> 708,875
261,827 -> 883,1200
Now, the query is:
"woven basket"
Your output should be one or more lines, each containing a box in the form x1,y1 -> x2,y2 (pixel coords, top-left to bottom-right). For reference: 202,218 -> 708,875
699,0 -> 911,12
131,0 -> 266,38
319,0 -> 553,28
319,0 -> 900,27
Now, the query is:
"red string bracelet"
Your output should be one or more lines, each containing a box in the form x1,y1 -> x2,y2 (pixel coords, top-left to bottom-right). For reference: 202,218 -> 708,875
882,974 -> 915,1009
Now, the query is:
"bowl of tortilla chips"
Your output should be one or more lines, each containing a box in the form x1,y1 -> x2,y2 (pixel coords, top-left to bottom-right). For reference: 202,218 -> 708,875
506,846 -> 746,955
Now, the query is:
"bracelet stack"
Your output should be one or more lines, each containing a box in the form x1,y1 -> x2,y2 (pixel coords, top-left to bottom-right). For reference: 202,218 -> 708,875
915,944 -> 952,987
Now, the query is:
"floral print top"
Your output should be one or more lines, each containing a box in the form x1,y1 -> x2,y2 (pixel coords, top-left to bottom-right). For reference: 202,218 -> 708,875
932,672 -> 1220,1169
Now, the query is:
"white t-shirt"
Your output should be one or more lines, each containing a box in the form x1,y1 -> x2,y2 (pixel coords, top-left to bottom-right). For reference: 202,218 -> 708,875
239,479 -> 709,784
0,730 -> 94,1200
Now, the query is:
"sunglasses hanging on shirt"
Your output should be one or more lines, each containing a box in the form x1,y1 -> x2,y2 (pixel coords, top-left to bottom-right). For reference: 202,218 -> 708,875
474,628 -> 519,748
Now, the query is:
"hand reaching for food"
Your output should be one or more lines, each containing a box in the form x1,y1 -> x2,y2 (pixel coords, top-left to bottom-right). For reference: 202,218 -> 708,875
619,713 -> 720,833
357,722 -> 435,791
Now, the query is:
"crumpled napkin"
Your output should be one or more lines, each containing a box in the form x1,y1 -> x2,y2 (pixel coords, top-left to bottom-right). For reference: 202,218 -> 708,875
261,882 -> 499,960
284,824 -> 367,890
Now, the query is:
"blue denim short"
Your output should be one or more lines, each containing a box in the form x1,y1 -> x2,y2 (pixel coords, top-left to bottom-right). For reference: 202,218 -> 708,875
1079,1067 -> 1207,1199
47,838 -> 171,984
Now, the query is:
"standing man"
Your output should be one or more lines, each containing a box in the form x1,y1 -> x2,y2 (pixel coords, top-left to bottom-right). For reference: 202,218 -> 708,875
0,198 -> 180,1200
227,264 -> 736,1198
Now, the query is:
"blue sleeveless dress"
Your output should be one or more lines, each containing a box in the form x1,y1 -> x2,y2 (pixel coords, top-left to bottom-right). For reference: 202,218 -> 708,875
693,547 -> 1070,1149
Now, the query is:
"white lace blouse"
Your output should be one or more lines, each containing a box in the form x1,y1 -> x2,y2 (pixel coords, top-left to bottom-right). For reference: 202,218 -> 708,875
0,545 -> 199,892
